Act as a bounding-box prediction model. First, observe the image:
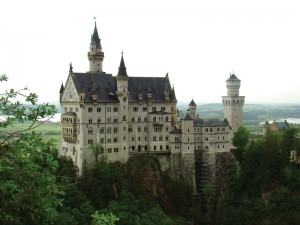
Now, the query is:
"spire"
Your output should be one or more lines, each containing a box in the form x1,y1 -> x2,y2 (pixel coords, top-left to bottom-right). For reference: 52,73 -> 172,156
172,85 -> 177,101
90,21 -> 101,49
59,82 -> 64,93
117,51 -> 128,77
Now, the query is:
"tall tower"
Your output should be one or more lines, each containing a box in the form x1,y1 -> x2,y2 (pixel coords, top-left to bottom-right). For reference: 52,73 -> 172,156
222,73 -> 245,132
88,22 -> 104,72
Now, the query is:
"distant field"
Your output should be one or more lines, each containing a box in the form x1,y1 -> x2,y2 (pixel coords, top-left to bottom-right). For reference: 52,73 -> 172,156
2,122 -> 61,148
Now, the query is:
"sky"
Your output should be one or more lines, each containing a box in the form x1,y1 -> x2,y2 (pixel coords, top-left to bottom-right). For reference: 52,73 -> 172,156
1,0 -> 300,104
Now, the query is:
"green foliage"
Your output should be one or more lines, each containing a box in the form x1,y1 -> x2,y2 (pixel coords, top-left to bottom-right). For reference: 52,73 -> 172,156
0,132 -> 62,225
92,211 -> 119,225
0,75 -> 60,224
0,75 -> 56,145
89,142 -> 104,162
216,128 -> 300,225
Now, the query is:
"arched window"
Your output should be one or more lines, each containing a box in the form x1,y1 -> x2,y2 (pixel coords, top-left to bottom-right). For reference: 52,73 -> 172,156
153,136 -> 157,141
100,127 -> 104,134
88,127 -> 93,135
97,107 -> 101,112
107,127 -> 111,134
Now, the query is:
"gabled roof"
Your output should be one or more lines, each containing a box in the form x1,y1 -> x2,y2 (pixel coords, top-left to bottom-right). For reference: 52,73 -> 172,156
69,72 -> 176,103
71,72 -> 118,103
127,76 -> 176,103
275,120 -> 289,129
203,118 -> 228,127
170,126 -> 182,134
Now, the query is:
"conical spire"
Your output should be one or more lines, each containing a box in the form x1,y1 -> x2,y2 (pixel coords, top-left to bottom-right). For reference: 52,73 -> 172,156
117,52 -> 128,77
59,82 -> 64,93
90,22 -> 101,49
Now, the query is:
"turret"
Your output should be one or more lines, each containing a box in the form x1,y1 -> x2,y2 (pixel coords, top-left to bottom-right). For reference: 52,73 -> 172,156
222,72 -> 245,132
116,52 -> 128,94
226,73 -> 241,96
188,99 -> 197,117
88,22 -> 104,72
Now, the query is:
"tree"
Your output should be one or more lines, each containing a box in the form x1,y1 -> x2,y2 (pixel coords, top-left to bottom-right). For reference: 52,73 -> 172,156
91,211 -> 119,225
232,126 -> 250,162
88,142 -> 104,163
0,75 -> 61,224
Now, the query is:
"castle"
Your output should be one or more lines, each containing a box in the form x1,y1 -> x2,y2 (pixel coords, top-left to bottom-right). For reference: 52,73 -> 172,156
59,22 -> 245,193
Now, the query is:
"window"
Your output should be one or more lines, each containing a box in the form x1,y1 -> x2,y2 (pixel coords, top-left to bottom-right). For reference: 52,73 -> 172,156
205,137 -> 208,141
205,128 -> 209,132
88,107 -> 93,113
210,128 -> 213,132
107,138 -> 111,143
165,117 -> 169,122
97,118 -> 101,123
107,107 -> 111,112
108,148 -> 112,153
107,127 -> 111,134
144,126 -> 148,132
88,139 -> 93,144
143,107 -> 148,112
152,107 -> 156,111
114,137 -> 118,143
144,117 -> 147,122
128,126 -> 133,132
113,118 -> 118,123
97,107 -> 101,112
154,146 -> 156,150
100,127 -> 104,134
166,126 -> 169,132
113,107 -> 118,112
131,117 -> 135,122
114,127 -> 118,133
160,145 -> 163,150
161,107 -> 165,111
153,136 -> 157,141
88,127 -> 93,135
165,136 -> 169,141
153,117 -> 156,122
88,118 -> 92,124
138,117 -> 141,122
159,136 -> 163,141
138,126 -> 141,132
107,117 -> 112,123
114,148 -> 119,152
133,107 -> 138,112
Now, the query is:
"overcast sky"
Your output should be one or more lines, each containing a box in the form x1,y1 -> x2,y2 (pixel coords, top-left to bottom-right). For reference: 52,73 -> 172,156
1,0 -> 300,104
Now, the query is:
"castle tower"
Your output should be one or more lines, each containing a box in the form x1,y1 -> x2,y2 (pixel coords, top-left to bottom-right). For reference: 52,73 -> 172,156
116,53 -> 129,162
222,73 -> 245,133
188,99 -> 197,117
88,22 -> 104,72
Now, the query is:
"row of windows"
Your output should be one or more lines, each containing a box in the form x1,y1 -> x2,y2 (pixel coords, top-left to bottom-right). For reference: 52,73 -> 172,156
204,136 -> 226,141
62,117 -> 76,123
64,107 -> 79,113
204,127 -> 226,132
88,106 -> 118,113
63,127 -> 76,134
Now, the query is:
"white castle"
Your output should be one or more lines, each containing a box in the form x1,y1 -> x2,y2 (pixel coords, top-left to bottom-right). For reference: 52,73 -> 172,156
59,22 -> 244,193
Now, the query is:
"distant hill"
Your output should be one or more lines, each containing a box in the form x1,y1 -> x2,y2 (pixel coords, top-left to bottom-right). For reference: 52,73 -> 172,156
52,101 -> 300,122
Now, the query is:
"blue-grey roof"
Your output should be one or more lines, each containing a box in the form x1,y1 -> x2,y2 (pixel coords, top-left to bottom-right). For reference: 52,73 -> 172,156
117,55 -> 127,77
170,126 -> 182,134
189,99 -> 196,106
203,118 -> 228,127
275,121 -> 289,129
69,72 -> 176,103
90,22 -> 101,49
227,73 -> 240,81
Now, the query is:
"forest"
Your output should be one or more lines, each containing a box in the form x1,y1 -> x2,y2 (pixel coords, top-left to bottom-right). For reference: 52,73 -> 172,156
1,75 -> 300,225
